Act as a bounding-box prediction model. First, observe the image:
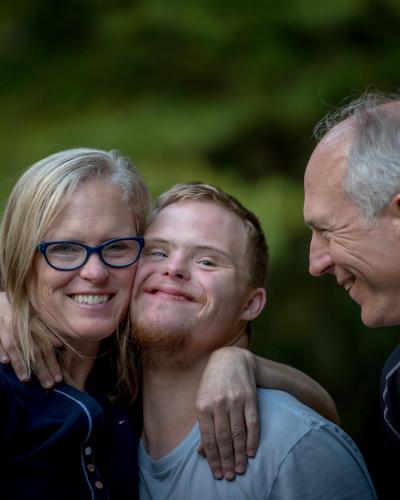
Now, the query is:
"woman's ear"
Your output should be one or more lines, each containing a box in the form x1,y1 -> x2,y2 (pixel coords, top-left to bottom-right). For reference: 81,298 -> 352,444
241,288 -> 267,322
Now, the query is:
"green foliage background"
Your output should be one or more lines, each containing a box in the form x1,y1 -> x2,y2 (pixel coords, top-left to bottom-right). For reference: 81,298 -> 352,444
1,0 -> 400,489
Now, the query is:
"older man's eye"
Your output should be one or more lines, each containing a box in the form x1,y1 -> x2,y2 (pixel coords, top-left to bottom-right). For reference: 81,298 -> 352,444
321,230 -> 332,240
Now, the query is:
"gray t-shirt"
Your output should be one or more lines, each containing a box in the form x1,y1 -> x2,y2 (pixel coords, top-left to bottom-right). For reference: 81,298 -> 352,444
139,389 -> 376,499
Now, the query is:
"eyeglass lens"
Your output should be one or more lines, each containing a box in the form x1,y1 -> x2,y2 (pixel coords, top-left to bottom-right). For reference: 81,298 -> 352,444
45,239 -> 141,269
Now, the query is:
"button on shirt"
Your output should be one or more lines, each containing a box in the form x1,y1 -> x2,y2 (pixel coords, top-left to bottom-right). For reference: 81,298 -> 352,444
0,359 -> 139,500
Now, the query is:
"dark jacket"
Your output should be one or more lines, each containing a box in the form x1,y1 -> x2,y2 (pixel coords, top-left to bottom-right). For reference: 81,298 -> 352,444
0,358 -> 139,500
379,344 -> 400,498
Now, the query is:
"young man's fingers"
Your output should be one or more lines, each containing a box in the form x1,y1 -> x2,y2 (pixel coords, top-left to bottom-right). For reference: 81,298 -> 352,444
0,343 -> 10,364
1,340 -> 28,381
32,349 -> 56,389
43,347 -> 63,383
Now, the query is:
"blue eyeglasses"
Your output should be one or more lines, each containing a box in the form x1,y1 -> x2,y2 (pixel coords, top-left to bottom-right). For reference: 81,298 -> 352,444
37,237 -> 145,271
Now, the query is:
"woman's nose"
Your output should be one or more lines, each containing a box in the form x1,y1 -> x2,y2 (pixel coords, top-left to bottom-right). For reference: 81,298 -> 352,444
79,254 -> 109,282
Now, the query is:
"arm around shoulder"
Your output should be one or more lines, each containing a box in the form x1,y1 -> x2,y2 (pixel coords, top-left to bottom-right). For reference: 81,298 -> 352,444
254,355 -> 340,424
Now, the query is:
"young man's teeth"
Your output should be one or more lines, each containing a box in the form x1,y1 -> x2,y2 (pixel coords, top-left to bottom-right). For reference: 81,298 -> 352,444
71,294 -> 110,304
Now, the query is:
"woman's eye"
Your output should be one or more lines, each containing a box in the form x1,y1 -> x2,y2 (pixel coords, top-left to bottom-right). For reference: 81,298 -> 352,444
107,243 -> 127,251
48,243 -> 79,254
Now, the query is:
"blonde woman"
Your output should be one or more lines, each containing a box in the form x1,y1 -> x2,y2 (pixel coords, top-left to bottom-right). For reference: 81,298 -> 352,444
0,148 -> 339,499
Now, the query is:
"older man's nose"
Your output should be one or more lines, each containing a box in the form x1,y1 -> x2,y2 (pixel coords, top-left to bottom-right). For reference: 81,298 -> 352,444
308,233 -> 334,277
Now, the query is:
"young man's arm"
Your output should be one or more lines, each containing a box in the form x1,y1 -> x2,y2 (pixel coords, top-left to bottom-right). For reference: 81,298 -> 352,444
0,292 -> 339,480
0,293 -> 248,481
0,292 -> 62,387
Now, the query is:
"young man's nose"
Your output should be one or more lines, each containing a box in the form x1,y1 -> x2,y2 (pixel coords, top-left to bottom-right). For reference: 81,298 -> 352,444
163,255 -> 191,281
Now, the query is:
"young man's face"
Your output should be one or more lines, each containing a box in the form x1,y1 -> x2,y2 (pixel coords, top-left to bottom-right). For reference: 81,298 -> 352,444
130,200 -> 265,357
304,124 -> 400,327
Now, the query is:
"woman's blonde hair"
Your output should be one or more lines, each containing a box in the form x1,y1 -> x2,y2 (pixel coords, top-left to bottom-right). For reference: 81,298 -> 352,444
0,147 -> 150,403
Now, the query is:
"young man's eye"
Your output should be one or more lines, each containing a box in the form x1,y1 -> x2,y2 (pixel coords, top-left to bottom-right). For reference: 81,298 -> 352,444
198,259 -> 215,267
145,248 -> 167,258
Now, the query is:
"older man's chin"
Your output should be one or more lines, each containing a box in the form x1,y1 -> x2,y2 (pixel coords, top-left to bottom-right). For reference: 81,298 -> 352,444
360,302 -> 397,329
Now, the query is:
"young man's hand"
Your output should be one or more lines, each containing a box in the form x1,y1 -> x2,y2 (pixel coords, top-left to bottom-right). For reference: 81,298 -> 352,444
0,291 -> 62,387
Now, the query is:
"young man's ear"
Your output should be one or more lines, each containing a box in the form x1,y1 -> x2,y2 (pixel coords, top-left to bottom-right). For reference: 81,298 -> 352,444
241,288 -> 267,322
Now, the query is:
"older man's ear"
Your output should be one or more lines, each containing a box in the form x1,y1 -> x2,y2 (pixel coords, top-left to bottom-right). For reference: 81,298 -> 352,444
388,193 -> 400,218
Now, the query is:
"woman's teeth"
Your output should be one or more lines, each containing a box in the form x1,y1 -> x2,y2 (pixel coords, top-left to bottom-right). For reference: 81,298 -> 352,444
71,294 -> 110,305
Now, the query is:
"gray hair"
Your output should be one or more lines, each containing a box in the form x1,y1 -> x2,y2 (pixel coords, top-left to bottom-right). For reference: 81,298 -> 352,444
314,92 -> 400,220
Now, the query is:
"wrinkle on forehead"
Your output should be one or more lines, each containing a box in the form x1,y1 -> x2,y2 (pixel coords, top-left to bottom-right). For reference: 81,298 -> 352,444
304,121 -> 358,227
305,120 -> 356,187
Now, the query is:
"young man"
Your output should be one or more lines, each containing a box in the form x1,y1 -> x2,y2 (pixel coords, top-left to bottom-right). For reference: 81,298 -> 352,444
132,182 -> 376,499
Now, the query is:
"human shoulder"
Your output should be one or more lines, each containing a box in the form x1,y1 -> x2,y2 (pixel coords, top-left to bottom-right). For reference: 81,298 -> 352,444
0,363 -> 105,416
380,344 -> 400,433
254,389 -> 330,463
256,387 -> 332,433
381,344 -> 400,382
380,344 -> 400,453
0,363 -> 28,395
256,388 -> 365,457
254,389 -> 376,499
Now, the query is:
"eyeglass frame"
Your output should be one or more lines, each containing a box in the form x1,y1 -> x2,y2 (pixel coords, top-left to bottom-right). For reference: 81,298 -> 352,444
37,236 -> 145,271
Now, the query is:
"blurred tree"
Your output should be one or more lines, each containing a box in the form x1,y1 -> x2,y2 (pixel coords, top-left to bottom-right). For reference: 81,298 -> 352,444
0,1 -> 400,494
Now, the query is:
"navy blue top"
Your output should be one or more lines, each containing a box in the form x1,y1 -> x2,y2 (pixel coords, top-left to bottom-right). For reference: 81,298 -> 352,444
380,344 -> 400,495
0,355 -> 139,500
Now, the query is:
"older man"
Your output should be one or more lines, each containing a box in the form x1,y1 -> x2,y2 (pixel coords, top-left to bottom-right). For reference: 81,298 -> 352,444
133,182 -> 376,499
303,93 -> 400,496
